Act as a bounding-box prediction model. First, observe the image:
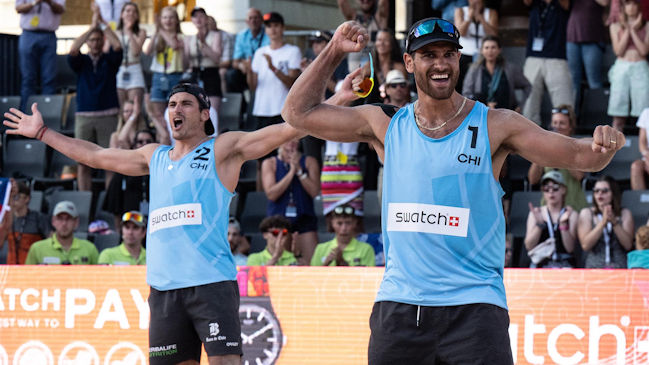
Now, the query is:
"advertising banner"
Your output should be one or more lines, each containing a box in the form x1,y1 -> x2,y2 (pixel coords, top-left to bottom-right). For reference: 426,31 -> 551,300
0,266 -> 648,364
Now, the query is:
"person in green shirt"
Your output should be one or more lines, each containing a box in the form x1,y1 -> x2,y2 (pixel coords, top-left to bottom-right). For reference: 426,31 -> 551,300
98,210 -> 146,265
247,215 -> 298,266
25,200 -> 98,265
311,205 -> 375,266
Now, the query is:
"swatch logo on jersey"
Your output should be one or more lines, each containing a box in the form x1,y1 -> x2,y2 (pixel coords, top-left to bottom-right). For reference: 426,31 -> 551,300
387,202 -> 469,237
149,203 -> 202,233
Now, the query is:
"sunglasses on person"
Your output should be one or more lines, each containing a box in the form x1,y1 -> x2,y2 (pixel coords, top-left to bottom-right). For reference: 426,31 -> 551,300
122,211 -> 144,223
551,108 -> 570,115
354,53 -> 374,98
388,82 -> 408,89
593,187 -> 611,194
542,184 -> 561,193
268,228 -> 289,237
333,205 -> 355,215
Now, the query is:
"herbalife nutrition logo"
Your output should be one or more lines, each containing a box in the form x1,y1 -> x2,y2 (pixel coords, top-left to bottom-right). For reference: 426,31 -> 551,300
149,344 -> 178,358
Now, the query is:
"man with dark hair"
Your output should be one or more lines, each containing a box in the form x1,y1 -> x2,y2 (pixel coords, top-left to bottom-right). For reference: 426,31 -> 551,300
98,210 -> 146,265
282,18 -> 625,363
68,5 -> 122,191
246,11 -> 301,129
247,215 -> 298,266
4,82 -> 301,364
0,179 -> 50,264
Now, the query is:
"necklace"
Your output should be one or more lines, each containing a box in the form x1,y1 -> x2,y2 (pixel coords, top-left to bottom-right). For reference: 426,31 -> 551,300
414,97 -> 467,132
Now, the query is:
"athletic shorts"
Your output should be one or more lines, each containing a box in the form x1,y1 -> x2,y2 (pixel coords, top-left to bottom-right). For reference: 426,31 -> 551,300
607,59 -> 649,117
74,113 -> 118,148
148,281 -> 242,364
368,301 -> 513,365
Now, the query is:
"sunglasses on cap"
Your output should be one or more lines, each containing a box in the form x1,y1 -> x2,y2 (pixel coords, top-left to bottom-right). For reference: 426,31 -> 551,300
333,206 -> 355,215
354,53 -> 374,98
406,19 -> 458,51
552,108 -> 570,115
269,228 -> 289,236
122,211 -> 144,223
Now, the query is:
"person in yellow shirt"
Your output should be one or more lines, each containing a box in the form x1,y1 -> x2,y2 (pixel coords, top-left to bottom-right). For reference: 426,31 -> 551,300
311,205 -> 375,266
98,210 -> 146,265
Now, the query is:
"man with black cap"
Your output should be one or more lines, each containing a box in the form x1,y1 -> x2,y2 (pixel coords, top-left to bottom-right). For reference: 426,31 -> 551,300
246,11 -> 301,130
282,18 -> 626,363
4,82 -> 302,364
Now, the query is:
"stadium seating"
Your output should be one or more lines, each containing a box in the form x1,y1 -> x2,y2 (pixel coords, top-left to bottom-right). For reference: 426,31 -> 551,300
220,93 -> 243,132
363,190 -> 381,233
507,154 -> 532,191
26,94 -> 65,131
92,232 -> 120,253
28,190 -> 43,212
248,232 -> 265,254
0,95 -> 20,133
240,191 -> 268,234
2,136 -> 48,179
509,191 -> 542,239
622,190 -> 649,230
578,88 -> 611,134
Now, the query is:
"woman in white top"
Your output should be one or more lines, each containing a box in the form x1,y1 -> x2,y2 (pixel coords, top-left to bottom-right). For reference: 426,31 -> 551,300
113,2 -> 146,148
143,6 -> 185,145
184,7 -> 223,112
455,0 -> 498,91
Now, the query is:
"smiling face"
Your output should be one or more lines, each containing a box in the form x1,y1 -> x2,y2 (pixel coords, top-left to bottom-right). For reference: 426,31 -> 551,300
375,31 -> 392,55
405,42 -> 460,100
121,4 -> 139,28
167,92 -> 209,140
160,8 -> 179,31
551,112 -> 573,136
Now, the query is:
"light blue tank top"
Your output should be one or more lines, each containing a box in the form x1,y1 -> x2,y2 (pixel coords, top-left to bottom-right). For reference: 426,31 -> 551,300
147,138 -> 236,290
377,101 -> 507,309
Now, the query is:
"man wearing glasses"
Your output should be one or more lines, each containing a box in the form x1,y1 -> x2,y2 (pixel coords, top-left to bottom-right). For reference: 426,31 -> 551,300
247,215 -> 298,266
282,18 -> 625,363
383,69 -> 411,107
4,82 -> 302,364
98,210 -> 146,265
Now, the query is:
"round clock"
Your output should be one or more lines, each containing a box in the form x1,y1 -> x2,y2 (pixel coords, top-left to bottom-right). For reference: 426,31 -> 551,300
239,299 -> 284,365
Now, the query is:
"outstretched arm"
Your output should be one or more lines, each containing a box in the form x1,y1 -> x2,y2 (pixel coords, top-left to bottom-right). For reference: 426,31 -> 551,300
282,21 -> 387,145
495,109 -> 625,173
4,104 -> 153,176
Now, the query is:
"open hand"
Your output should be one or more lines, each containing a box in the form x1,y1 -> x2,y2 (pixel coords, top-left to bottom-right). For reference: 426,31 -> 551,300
592,125 -> 625,153
528,202 -> 544,225
3,103 -> 45,139
331,21 -> 368,54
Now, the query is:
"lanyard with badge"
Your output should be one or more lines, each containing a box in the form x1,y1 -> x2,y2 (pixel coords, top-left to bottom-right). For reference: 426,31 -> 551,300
597,214 -> 613,267
121,32 -> 131,82
544,207 -> 565,262
532,1 -> 553,52
29,1 -> 42,28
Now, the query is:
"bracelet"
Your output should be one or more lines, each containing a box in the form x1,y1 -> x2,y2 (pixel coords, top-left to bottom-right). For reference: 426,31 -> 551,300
559,225 -> 569,231
535,222 -> 545,229
35,125 -> 48,140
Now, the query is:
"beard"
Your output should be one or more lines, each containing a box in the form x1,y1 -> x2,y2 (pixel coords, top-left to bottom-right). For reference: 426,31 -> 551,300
413,66 -> 459,100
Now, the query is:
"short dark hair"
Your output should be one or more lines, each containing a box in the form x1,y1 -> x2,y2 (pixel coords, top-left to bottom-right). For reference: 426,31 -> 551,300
88,27 -> 104,39
259,215 -> 293,233
16,181 -> 30,196
190,7 -> 207,17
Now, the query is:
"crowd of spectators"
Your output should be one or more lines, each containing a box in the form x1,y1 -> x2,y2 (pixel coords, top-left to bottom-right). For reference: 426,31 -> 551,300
3,0 -> 649,269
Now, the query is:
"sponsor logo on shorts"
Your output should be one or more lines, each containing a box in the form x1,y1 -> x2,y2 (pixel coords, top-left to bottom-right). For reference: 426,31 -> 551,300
387,202 -> 470,237
209,322 -> 220,337
149,344 -> 178,357
149,203 -> 202,233
226,342 -> 239,347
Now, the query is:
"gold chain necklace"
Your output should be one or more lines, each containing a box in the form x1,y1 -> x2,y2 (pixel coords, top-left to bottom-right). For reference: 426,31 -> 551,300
414,97 -> 467,132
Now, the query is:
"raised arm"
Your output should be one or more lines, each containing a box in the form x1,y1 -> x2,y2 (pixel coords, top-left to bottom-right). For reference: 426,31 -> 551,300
495,109 -> 625,173
4,104 -> 153,176
69,27 -> 95,57
282,22 -> 388,146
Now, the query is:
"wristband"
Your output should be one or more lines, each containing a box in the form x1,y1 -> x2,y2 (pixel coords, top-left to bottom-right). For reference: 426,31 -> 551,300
535,222 -> 545,229
559,225 -> 569,231
36,125 -> 48,140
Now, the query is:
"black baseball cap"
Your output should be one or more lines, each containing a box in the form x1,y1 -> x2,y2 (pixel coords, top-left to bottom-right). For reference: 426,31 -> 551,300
169,83 -> 214,136
263,12 -> 284,25
406,18 -> 462,53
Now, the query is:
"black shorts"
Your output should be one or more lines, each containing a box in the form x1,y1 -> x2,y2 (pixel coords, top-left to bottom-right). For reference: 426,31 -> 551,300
148,281 -> 242,364
368,301 -> 513,365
